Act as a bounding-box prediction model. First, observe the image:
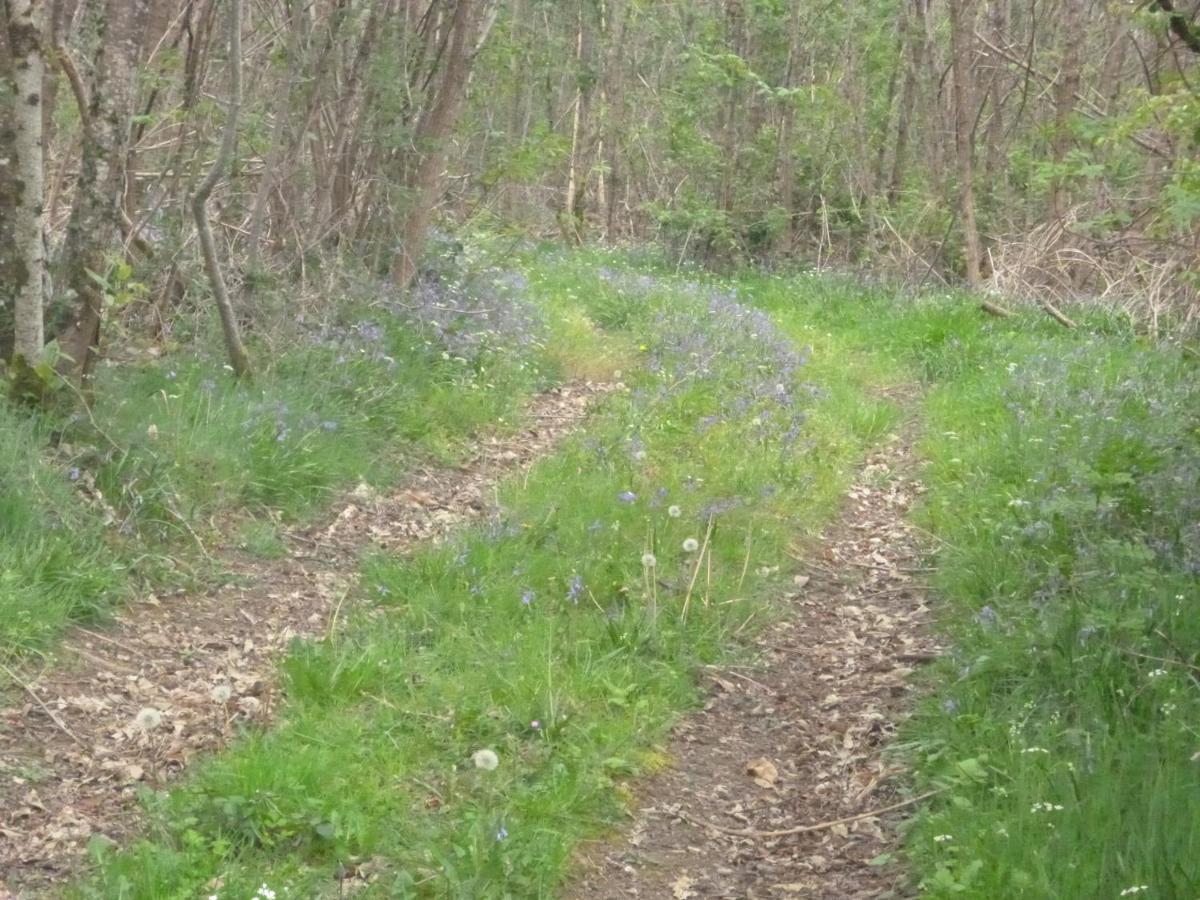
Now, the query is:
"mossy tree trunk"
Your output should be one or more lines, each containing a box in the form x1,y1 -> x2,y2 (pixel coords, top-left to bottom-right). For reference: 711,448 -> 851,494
54,0 -> 147,384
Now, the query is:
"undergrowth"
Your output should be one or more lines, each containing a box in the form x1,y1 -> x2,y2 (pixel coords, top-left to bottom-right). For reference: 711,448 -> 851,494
746,274 -> 1200,898
1,250 -> 569,658
76,251 -> 892,898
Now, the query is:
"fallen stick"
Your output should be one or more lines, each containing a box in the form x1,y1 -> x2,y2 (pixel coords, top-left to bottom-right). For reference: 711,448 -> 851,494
678,787 -> 947,839
1040,300 -> 1077,328
0,662 -> 86,747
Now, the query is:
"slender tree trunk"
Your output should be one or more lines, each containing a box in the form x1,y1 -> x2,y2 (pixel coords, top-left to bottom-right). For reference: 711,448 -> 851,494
777,0 -> 801,252
948,0 -> 983,288
1049,0 -> 1082,222
562,4 -> 590,244
55,0 -> 147,383
889,0 -> 927,202
982,0 -> 1008,187
392,0 -> 482,288
191,0 -> 250,377
247,0 -> 303,267
0,12 -> 18,360
1,0 -> 45,362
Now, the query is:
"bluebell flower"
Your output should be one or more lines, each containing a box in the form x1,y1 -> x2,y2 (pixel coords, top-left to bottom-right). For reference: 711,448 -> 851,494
567,575 -> 584,604
618,491 -> 637,504
521,589 -> 535,606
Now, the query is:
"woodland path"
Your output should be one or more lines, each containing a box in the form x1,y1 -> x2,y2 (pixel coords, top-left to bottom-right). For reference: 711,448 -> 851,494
0,382 -> 607,896
566,420 -> 939,899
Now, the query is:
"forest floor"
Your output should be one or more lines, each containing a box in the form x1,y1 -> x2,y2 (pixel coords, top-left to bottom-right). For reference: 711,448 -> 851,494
0,383 -> 607,894
567,421 -> 940,899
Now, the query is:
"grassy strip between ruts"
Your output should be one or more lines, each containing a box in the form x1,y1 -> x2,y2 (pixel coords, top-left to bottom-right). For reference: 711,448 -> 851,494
745,275 -> 1200,899
76,252 -> 897,898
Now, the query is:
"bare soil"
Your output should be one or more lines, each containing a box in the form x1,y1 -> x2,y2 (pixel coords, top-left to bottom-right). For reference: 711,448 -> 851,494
0,382 -> 608,896
565,426 -> 939,900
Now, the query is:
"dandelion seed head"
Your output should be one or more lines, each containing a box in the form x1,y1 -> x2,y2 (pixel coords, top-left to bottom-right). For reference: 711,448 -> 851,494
134,707 -> 163,731
682,538 -> 699,552
210,684 -> 232,704
472,748 -> 500,770
668,505 -> 682,518
641,553 -> 657,568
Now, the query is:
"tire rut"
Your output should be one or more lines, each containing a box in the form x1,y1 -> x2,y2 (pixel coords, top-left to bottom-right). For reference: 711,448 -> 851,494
566,421 -> 939,900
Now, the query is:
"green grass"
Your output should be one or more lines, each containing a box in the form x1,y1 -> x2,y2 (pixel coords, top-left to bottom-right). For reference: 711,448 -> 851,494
737,273 -> 1200,897
12,244 -> 1197,897
0,266 -> 584,658
74,251 -> 892,899
0,405 -> 125,651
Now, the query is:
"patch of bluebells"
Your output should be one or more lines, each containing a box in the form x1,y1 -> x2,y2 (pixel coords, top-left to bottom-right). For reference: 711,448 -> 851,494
308,319 -> 397,370
386,259 -> 546,362
996,344 -> 1200,577
621,277 -> 813,450
566,574 -> 584,604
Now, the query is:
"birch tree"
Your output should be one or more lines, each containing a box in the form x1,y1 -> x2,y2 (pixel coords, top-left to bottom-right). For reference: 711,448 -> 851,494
0,0 -> 45,364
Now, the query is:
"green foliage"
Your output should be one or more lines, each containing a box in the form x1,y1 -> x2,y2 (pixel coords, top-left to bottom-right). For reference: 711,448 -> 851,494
748,280 -> 1200,897
0,400 -> 125,656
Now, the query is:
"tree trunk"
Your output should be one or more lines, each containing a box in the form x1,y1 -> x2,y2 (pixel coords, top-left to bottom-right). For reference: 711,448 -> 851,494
777,0 -> 801,253
947,0 -> 982,288
1049,0 -> 1082,222
1,0 -> 45,363
191,0 -> 250,378
391,0 -> 482,289
55,0 -> 147,383
889,0 -> 927,202
562,5 -> 590,244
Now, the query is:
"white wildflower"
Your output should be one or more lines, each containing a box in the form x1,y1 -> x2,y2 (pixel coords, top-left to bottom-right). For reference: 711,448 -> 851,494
1119,887 -> 1149,897
682,538 -> 699,553
1030,802 -> 1064,813
1148,669 -> 1168,679
210,684 -> 233,703
1020,747 -> 1050,754
668,505 -> 682,518
641,553 -> 657,568
472,748 -> 499,771
256,885 -> 277,900
933,834 -> 953,843
133,707 -> 163,731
